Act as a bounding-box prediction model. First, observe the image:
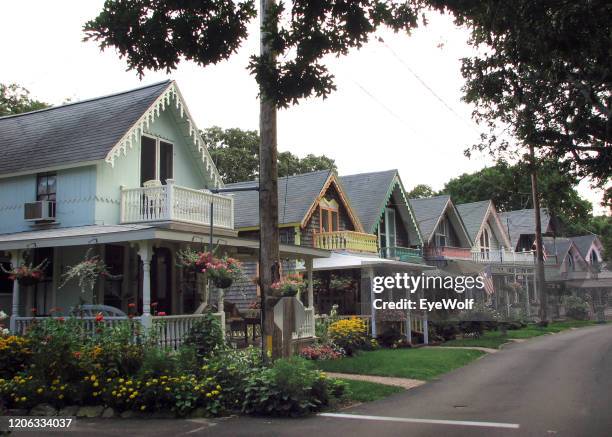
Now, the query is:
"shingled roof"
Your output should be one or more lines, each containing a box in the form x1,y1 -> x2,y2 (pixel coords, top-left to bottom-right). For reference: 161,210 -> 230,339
0,81 -> 172,177
456,200 -> 491,243
408,195 -> 452,242
569,234 -> 598,258
499,208 -> 551,249
339,170 -> 398,233
227,170 -> 335,228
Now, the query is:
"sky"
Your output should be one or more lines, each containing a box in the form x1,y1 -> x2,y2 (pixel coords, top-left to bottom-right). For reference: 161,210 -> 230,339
0,1 -> 606,214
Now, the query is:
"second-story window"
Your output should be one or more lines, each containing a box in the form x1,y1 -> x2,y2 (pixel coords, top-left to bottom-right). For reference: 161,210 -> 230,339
319,198 -> 339,233
480,227 -> 491,255
140,135 -> 174,186
36,172 -> 56,201
435,218 -> 447,247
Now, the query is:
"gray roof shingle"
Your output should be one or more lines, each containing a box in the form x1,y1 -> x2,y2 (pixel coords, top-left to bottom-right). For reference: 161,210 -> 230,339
227,169 -> 334,228
339,170 -> 397,233
543,236 -> 572,261
569,234 -> 597,258
499,208 -> 551,249
0,80 -> 171,176
408,195 -> 451,242
456,200 -> 491,242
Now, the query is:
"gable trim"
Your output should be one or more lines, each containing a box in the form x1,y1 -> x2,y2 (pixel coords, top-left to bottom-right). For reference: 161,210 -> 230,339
300,173 -> 365,233
473,202 -> 512,249
103,81 -> 222,188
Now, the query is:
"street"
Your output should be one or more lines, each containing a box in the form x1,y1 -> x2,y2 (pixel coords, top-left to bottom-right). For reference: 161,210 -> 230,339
22,324 -> 612,436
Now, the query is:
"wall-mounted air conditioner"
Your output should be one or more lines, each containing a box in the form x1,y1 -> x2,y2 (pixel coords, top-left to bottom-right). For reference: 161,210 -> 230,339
24,200 -> 56,222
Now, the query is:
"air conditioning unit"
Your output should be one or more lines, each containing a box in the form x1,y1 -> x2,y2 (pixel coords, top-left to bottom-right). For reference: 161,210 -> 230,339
24,200 -> 56,222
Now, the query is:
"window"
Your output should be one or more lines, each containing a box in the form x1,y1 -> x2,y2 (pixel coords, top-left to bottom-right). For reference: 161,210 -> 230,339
36,173 -> 57,201
435,218 -> 448,247
480,227 -> 491,256
140,135 -> 174,186
319,199 -> 339,233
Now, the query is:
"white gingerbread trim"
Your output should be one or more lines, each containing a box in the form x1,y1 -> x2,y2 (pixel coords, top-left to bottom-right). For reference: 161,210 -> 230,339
103,81 -> 222,188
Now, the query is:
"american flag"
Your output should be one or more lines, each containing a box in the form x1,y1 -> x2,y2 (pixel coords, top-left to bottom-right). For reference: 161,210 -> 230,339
480,264 -> 495,295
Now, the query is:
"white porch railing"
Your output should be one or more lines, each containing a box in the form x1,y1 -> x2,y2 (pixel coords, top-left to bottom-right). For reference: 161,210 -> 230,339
13,316 -> 139,337
471,248 -> 536,264
313,230 -> 378,253
120,181 -> 234,229
293,307 -> 315,339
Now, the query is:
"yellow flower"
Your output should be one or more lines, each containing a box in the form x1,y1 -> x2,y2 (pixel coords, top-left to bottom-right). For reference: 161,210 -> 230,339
58,394 -> 64,400
36,388 -> 43,394
118,378 -> 125,383
93,382 -> 99,388
216,385 -> 221,390
211,390 -> 219,396
206,393 -> 212,398
90,375 -> 96,382
140,405 -> 146,411
112,391 -> 117,396
20,396 -> 26,402
165,387 -> 170,392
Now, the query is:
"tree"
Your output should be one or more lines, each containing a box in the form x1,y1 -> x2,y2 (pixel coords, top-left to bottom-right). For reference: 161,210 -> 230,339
588,216 -> 612,263
202,126 -> 336,184
85,0 -> 423,359
429,0 -> 612,207
440,159 -> 593,235
407,184 -> 435,199
0,83 -> 48,116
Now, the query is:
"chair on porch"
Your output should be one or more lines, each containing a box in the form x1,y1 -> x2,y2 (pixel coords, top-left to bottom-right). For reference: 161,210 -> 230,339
70,304 -> 128,318
223,301 -> 248,347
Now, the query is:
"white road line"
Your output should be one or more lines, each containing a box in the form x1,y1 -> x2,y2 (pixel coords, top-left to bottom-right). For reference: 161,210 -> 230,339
319,413 -> 520,429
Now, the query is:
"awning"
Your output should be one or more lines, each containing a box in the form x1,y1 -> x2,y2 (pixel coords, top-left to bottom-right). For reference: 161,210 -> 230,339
0,224 -> 330,260
305,251 -> 433,272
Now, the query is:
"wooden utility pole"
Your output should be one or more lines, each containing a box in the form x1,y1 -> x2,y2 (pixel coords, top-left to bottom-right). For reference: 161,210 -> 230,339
259,0 -> 281,362
529,144 -> 548,323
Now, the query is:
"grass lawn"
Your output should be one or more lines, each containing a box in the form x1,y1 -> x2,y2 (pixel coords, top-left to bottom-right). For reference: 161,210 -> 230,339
340,379 -> 404,402
314,348 -> 484,380
443,320 -> 601,349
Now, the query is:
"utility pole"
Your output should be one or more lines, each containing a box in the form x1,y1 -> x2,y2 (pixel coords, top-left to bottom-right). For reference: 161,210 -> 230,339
529,145 -> 548,324
259,0 -> 281,362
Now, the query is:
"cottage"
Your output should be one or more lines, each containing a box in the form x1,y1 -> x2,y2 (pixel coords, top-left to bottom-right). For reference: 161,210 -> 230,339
0,81 -> 325,345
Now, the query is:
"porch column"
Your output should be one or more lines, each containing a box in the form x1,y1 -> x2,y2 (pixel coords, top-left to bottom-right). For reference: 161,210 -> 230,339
364,266 -> 377,338
306,258 -> 314,309
9,251 -> 21,332
138,242 -> 153,329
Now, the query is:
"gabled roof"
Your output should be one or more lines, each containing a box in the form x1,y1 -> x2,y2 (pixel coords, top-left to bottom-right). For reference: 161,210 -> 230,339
543,236 -> 587,267
0,81 -> 170,176
499,208 -> 551,249
569,234 -> 599,259
456,200 -> 512,248
227,170 -> 363,231
0,80 -> 221,186
456,200 -> 491,243
340,169 -> 423,244
408,195 -> 472,246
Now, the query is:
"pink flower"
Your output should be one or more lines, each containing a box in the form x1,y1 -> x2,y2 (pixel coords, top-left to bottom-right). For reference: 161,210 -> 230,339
95,312 -> 104,322
157,312 -> 167,316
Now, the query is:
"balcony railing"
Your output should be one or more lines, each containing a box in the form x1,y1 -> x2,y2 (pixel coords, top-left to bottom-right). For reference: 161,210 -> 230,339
471,248 -> 536,265
313,230 -> 378,253
381,246 -> 424,263
120,181 -> 234,229
424,246 -> 472,260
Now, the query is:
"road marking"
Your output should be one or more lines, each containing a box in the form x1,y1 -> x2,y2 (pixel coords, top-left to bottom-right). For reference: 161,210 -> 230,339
319,413 -> 520,429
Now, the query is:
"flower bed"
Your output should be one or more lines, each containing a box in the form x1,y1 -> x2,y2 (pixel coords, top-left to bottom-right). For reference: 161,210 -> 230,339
0,315 -> 345,418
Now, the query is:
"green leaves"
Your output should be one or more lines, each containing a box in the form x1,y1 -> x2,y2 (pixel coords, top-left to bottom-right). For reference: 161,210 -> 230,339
83,0 -> 257,76
0,83 -> 49,117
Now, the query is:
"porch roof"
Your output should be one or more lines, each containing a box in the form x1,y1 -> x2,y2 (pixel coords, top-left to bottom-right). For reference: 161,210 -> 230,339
0,224 -> 330,260
305,251 -> 434,272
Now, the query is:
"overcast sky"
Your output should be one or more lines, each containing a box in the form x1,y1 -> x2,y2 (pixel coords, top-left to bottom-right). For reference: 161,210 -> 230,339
1,1 -> 606,214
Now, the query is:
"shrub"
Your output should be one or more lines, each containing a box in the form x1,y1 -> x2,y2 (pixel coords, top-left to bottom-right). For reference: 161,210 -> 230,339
0,335 -> 31,379
242,357 -> 346,417
378,327 -> 403,347
300,343 -> 344,360
139,347 -> 177,377
200,346 -> 262,411
328,317 -> 368,356
183,312 -> 226,360
564,296 -> 590,320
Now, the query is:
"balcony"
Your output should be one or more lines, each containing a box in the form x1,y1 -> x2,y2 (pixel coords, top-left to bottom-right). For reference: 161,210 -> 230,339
120,181 -> 234,229
424,245 -> 472,260
313,230 -> 378,253
472,248 -> 536,265
381,246 -> 424,264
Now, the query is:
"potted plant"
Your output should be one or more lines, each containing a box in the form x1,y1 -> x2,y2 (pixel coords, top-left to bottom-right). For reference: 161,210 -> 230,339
59,248 -> 122,294
1,259 -> 48,287
176,246 -> 202,274
271,274 -> 305,297
198,252 -> 242,289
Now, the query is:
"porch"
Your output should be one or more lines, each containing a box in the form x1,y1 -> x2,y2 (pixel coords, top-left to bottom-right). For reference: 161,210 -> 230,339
0,224 -> 328,348
424,246 -> 472,260
471,248 -> 536,264
313,230 -> 379,253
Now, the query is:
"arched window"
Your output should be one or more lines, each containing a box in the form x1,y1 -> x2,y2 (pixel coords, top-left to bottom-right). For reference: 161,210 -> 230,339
480,226 -> 491,258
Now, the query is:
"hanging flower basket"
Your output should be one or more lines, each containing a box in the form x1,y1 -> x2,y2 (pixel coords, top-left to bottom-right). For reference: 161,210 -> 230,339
59,248 -> 122,294
1,259 -> 48,287
271,274 -> 305,297
213,276 -> 233,289
176,247 -> 203,274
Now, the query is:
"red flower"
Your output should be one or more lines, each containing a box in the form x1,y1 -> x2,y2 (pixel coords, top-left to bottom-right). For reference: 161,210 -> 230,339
73,351 -> 81,359
157,312 -> 167,316
57,317 -> 65,322
128,303 -> 136,308
31,308 -> 37,315
151,302 -> 158,308
95,312 -> 104,322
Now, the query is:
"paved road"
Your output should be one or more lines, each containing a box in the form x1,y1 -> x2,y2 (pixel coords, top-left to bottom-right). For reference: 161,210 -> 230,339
20,324 -> 612,436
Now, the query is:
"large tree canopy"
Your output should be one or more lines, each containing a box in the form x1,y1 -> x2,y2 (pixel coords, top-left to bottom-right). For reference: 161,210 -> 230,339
429,0 -> 612,205
440,159 -> 593,236
202,126 -> 336,183
407,184 -> 435,199
84,0 -> 422,108
0,83 -> 49,116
